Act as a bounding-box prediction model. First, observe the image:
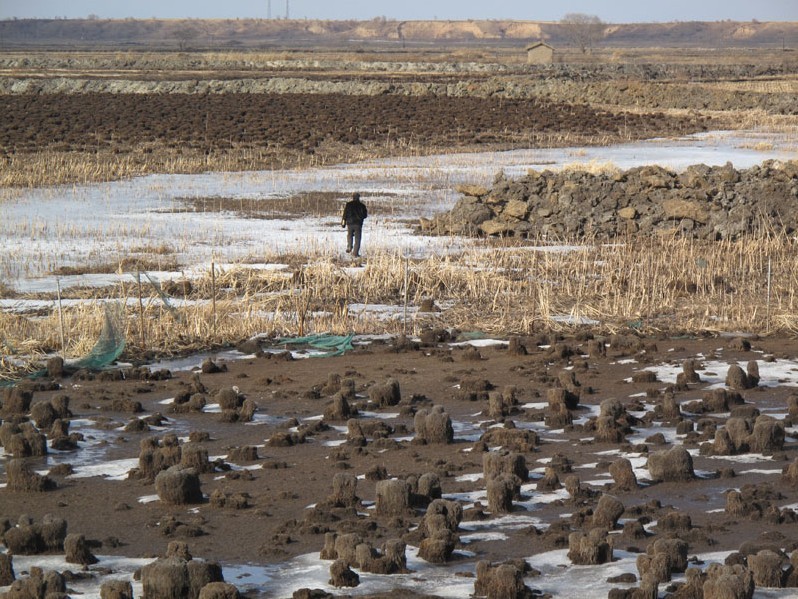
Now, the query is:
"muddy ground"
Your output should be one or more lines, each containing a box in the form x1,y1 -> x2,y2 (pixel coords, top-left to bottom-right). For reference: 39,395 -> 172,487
3,332 -> 798,597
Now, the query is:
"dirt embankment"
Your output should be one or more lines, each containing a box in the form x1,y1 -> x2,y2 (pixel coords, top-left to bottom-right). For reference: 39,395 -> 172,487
1,56 -> 794,79
1,76 -> 793,116
2,61 -> 794,115
426,160 -> 798,241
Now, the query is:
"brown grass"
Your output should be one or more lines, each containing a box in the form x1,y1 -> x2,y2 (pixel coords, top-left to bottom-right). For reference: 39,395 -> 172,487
0,127 -> 682,188
700,79 -> 798,94
0,145 -> 332,188
3,234 -> 798,379
174,191 -> 363,220
52,257 -> 182,277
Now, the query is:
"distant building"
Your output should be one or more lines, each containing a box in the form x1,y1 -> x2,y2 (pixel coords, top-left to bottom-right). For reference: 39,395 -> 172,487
525,41 -> 554,65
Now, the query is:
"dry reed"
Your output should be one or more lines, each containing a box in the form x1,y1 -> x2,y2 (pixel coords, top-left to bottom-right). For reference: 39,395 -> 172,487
0,125 -> 670,189
0,145 -> 342,189
3,233 -> 798,378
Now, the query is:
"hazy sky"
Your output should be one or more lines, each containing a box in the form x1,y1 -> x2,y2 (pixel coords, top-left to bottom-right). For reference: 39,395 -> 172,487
0,0 -> 794,23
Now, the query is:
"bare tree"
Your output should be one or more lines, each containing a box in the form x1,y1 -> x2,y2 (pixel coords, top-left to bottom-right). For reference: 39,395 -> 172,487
199,23 -> 216,49
175,26 -> 198,51
560,13 -> 606,54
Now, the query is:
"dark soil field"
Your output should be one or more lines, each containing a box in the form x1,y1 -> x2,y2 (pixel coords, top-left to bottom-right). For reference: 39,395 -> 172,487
0,92 -> 707,157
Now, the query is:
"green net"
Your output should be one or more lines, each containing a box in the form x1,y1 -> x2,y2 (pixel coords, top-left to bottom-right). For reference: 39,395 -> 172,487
276,334 -> 355,357
67,302 -> 126,370
459,331 -> 487,340
0,302 -> 126,387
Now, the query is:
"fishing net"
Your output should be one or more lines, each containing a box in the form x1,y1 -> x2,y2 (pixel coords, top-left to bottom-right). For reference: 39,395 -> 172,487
66,302 -> 126,370
276,334 -> 355,357
0,302 -> 127,388
143,272 -> 182,322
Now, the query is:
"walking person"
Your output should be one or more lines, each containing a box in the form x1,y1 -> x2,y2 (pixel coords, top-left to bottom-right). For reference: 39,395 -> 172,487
341,192 -> 368,257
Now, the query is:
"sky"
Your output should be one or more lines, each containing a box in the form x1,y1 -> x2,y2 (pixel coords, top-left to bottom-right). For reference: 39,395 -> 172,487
0,0 -> 794,23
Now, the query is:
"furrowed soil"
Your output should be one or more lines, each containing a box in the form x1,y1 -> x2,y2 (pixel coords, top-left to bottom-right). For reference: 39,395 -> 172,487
2,92 -> 702,152
0,91 -> 710,186
3,333 -> 798,597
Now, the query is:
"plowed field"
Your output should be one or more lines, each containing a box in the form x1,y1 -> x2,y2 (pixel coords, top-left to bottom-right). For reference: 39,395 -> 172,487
0,92 -> 707,156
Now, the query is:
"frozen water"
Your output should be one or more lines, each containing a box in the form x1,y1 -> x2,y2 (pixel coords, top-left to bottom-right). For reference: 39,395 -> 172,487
2,129 -> 795,295
643,358 -> 798,388
0,554 -> 153,599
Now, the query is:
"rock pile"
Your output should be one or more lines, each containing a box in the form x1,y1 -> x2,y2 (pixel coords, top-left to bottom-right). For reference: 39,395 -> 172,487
424,160 -> 798,241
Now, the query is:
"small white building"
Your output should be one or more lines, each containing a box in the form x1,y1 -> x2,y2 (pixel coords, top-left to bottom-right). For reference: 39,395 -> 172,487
525,41 -> 555,65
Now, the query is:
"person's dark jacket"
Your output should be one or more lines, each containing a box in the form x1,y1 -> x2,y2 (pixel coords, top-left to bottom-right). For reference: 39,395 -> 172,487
342,198 -> 368,226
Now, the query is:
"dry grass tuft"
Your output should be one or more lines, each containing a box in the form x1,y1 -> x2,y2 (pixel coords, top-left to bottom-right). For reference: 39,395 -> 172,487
174,191 -> 357,220
560,160 -> 621,176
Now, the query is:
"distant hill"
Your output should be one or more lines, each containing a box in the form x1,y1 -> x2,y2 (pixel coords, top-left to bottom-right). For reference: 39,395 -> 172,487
0,17 -> 796,50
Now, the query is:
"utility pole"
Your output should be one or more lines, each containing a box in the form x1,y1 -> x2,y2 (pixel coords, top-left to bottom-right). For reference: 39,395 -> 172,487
267,0 -> 271,19
285,0 -> 289,19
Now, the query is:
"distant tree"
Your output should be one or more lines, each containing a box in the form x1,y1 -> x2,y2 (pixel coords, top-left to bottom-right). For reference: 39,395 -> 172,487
560,13 -> 606,54
175,26 -> 198,51
199,23 -> 216,49
87,14 -> 99,20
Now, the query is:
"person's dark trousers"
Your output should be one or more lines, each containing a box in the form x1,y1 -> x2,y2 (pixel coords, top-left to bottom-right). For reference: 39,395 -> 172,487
346,224 -> 363,256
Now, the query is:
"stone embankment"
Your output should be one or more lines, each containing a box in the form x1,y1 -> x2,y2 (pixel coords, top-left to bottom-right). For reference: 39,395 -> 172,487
423,160 -> 798,241
2,59 -> 795,115
0,61 -> 796,115
0,56 -> 792,80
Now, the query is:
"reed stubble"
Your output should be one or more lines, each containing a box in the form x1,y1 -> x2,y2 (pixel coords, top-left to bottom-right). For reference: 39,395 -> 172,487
3,234 -> 798,379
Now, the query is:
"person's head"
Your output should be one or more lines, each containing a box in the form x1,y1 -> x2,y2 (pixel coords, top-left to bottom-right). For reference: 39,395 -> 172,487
352,192 -> 361,201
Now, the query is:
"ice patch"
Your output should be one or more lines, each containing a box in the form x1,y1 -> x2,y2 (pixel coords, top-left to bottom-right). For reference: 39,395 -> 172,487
0,554 -> 153,599
68,457 -> 139,480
